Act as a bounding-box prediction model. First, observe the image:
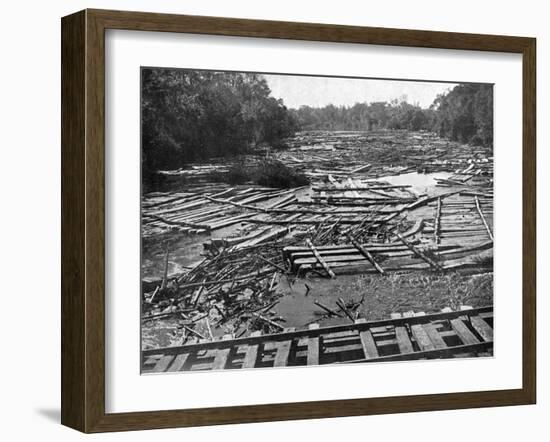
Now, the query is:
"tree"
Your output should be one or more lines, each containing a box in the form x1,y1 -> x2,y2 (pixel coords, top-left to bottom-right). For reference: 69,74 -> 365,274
290,100 -> 432,132
141,69 -> 298,178
289,83 -> 493,148
431,84 -> 493,147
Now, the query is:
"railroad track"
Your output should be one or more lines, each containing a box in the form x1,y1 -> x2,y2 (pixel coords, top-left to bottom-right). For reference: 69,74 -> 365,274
142,306 -> 493,373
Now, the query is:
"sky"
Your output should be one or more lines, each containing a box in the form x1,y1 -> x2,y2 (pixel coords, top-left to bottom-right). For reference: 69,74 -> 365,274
263,74 -> 459,109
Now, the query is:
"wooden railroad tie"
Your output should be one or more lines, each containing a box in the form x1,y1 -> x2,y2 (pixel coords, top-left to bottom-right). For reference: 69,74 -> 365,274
142,306 -> 494,373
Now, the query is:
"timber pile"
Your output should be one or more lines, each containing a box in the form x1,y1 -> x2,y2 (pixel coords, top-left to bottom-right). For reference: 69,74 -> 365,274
142,305 -> 493,372
282,190 -> 493,276
278,130 -> 493,182
141,238 -> 301,347
284,240 -> 493,276
142,186 -> 299,237
142,130 -> 494,351
421,193 -> 494,246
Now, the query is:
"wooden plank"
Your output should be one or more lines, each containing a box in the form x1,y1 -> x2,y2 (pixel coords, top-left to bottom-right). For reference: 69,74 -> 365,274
450,318 -> 480,345
211,336 -> 232,370
143,307 -> 494,358
141,355 -> 165,374
346,234 -> 385,274
293,254 -> 378,266
237,226 -> 288,249
395,326 -> 414,354
425,227 -> 488,233
284,243 -> 411,254
356,342 -> 493,363
312,195 -> 414,204
166,353 -> 190,372
474,196 -> 494,240
396,233 -> 443,271
154,355 -> 175,372
356,319 -> 379,359
411,324 -> 435,351
273,327 -> 296,367
422,323 -> 447,349
266,194 -> 296,209
470,315 -> 494,342
306,239 -> 336,278
242,331 -> 262,369
146,213 -> 210,230
434,197 -> 442,244
274,340 -> 292,367
307,324 -> 320,365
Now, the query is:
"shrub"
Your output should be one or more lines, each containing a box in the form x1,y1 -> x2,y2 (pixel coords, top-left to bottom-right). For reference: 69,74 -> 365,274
254,160 -> 309,188
223,163 -> 251,185
215,159 -> 309,188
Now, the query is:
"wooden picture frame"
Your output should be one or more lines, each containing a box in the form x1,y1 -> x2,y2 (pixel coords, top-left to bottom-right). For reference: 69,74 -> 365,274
61,8 -> 536,433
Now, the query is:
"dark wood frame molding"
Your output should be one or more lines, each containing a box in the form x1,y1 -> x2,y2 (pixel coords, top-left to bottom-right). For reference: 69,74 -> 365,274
61,9 -> 536,433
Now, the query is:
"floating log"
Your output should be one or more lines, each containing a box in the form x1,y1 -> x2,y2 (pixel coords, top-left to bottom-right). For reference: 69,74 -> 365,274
160,244 -> 170,291
314,300 -> 342,317
396,233 -> 443,271
144,214 -> 210,231
182,325 -> 206,340
148,197 -> 208,216
306,239 -> 336,279
235,226 -> 288,249
475,196 -> 494,240
312,184 -> 412,191
177,269 -> 273,290
142,193 -> 195,210
148,285 -> 160,304
434,197 -> 442,244
208,213 -> 253,230
251,312 -> 284,331
257,255 -> 288,274
346,234 -> 385,274
247,218 -> 375,225
349,163 -> 372,174
266,194 -> 296,209
312,195 -> 415,205
336,298 -> 355,322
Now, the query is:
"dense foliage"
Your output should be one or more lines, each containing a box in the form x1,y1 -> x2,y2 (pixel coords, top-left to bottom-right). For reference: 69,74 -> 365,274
142,71 -> 493,183
291,100 -> 435,132
218,159 -> 310,188
141,69 -> 298,176
291,83 -> 493,148
430,84 -> 493,147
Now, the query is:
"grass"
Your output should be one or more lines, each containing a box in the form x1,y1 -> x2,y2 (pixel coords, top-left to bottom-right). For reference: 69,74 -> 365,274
337,271 -> 493,320
214,159 -> 310,188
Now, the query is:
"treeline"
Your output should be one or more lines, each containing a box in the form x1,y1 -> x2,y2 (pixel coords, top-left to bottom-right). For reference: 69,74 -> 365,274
291,101 -> 434,132
141,69 -> 298,176
431,83 -> 493,147
291,83 -> 493,147
142,73 -> 493,179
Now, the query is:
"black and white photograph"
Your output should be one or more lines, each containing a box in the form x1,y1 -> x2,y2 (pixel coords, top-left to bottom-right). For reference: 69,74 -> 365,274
1,0 -> 543,437
140,68 -> 494,373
